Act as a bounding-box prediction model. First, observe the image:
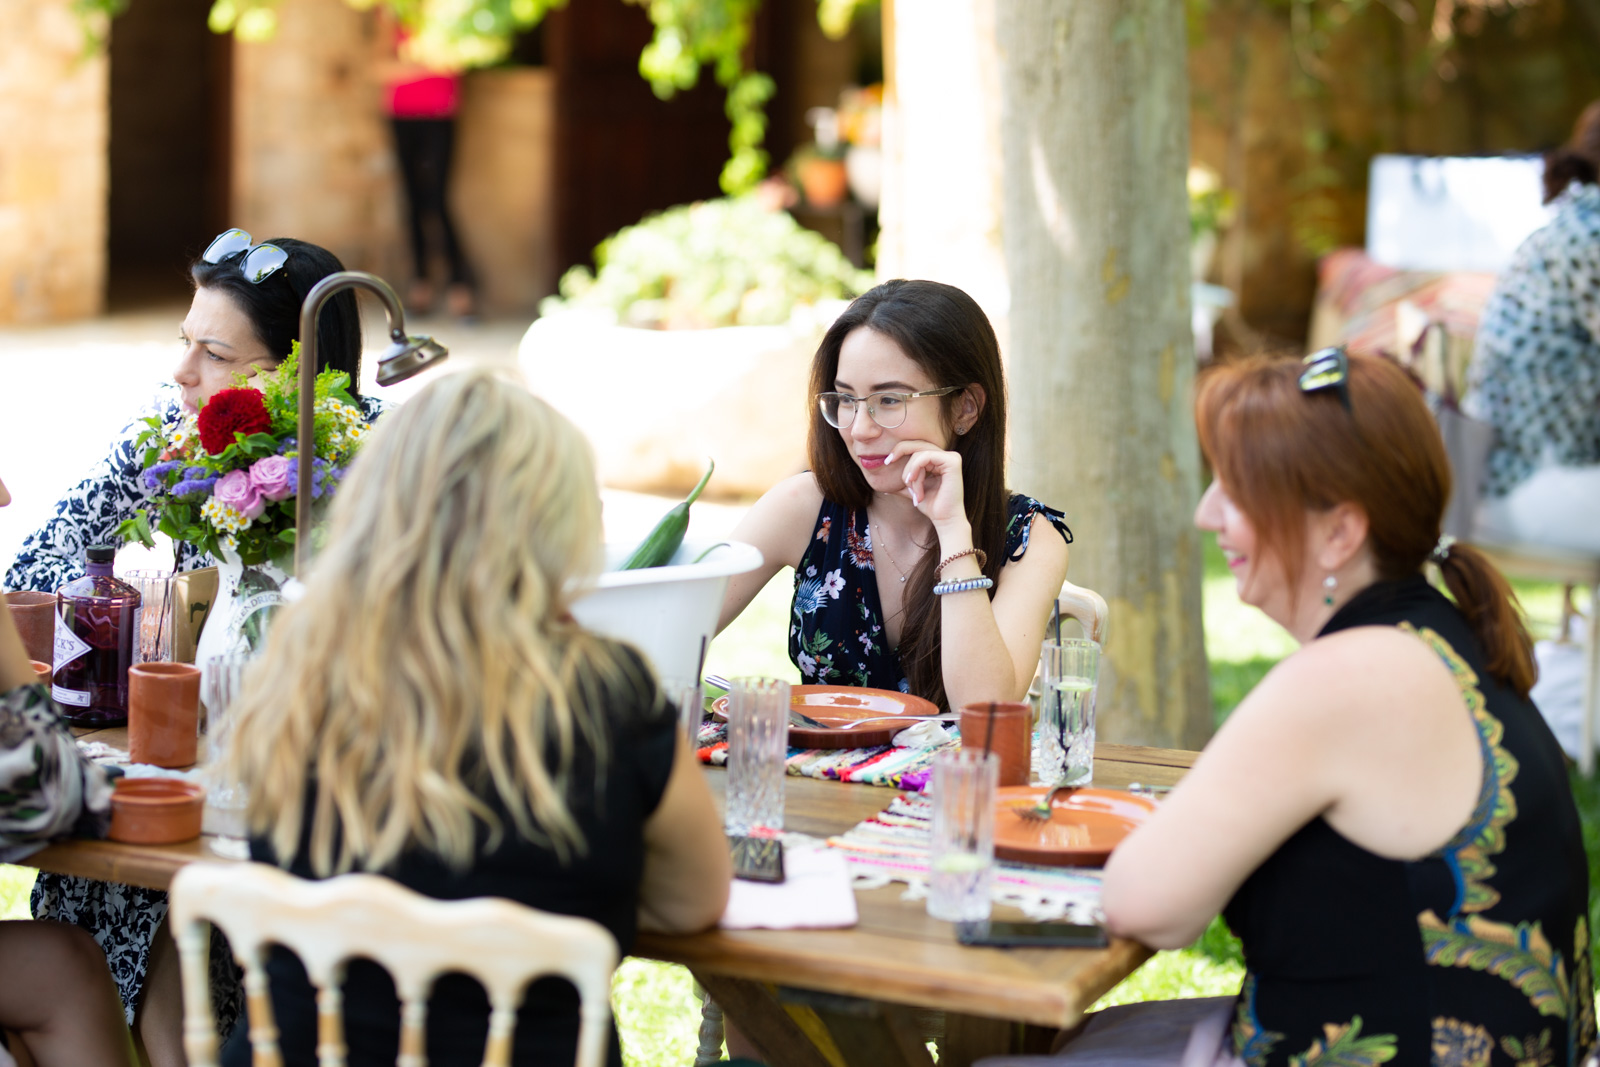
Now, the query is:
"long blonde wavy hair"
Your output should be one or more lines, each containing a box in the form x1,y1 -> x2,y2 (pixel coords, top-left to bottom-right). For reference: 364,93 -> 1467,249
223,367 -> 638,876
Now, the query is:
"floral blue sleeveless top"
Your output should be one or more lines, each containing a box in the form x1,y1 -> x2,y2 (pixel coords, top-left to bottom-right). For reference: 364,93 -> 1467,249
788,494 -> 1071,693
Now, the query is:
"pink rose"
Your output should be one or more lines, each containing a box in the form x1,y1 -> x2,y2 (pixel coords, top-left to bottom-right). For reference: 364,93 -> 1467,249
214,469 -> 265,520
249,455 -> 293,502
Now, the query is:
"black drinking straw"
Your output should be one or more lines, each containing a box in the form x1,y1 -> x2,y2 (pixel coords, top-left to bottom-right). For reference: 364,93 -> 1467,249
696,634 -> 708,679
1054,597 -> 1062,644
982,700 -> 997,758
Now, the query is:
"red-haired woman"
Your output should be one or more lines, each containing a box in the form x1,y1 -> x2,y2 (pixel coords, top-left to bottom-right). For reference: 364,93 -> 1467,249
719,279 -> 1071,712
1094,351 -> 1592,1067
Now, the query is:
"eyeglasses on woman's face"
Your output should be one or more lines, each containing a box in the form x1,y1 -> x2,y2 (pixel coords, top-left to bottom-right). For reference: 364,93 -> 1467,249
817,386 -> 963,430
203,229 -> 289,285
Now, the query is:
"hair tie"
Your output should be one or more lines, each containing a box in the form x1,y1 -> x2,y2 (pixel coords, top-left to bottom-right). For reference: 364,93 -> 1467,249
1431,535 -> 1456,564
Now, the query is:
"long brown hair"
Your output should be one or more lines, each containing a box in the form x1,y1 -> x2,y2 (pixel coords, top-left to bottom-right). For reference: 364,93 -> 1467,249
806,279 -> 1009,711
1194,352 -> 1536,696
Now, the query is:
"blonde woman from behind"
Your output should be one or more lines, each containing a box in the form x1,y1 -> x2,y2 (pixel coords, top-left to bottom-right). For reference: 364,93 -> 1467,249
219,368 -> 730,1067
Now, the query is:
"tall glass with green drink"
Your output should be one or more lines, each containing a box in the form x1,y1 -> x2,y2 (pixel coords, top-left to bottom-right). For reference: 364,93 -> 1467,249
1039,638 -> 1101,786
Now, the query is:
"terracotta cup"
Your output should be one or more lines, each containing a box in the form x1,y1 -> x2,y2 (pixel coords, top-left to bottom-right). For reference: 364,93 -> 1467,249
959,701 -> 1032,788
128,662 -> 202,768
5,591 -> 57,666
30,660 -> 51,685
108,778 -> 205,844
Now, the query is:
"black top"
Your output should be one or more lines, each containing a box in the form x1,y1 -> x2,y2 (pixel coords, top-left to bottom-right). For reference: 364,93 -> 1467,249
1223,575 -> 1595,1067
787,492 -> 1071,696
222,643 -> 674,1067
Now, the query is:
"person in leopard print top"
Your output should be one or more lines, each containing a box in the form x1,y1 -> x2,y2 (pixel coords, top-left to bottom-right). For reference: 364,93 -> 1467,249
1465,101 -> 1600,553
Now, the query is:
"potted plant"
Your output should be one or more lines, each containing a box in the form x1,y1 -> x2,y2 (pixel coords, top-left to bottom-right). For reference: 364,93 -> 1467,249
523,195 -> 873,497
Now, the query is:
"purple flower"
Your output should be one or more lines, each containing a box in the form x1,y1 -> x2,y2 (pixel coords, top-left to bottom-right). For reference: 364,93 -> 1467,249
249,455 -> 293,501
284,456 -> 330,500
141,459 -> 182,490
183,467 -> 210,480
214,469 -> 266,520
171,476 -> 218,498
277,437 -> 297,455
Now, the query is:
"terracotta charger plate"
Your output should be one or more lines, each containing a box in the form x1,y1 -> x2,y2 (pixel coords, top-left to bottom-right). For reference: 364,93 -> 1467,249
711,684 -> 941,749
993,786 -> 1159,867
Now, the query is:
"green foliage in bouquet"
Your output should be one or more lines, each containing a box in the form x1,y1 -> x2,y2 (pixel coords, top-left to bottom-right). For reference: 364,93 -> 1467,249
541,196 -> 874,330
115,345 -> 372,569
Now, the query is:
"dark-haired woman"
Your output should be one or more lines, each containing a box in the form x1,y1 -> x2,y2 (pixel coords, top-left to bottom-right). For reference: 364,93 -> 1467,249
2,231 -> 384,1067
720,279 -> 1070,713
1091,352 -> 1592,1067
1464,100 -> 1600,552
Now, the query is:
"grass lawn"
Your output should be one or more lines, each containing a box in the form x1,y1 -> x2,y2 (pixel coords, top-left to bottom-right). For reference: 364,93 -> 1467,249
0,533 -> 1591,1065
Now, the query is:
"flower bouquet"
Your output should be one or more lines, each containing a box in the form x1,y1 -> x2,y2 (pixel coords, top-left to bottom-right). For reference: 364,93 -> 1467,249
116,344 -> 371,569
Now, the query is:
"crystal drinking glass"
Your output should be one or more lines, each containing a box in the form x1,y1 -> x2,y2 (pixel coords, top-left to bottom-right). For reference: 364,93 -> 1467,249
1038,638 -> 1102,786
724,677 -> 789,836
927,748 -> 999,922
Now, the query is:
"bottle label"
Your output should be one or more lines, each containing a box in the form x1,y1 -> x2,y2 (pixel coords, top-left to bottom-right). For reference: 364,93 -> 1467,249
52,684 -> 90,707
51,604 -> 92,707
52,607 -> 91,674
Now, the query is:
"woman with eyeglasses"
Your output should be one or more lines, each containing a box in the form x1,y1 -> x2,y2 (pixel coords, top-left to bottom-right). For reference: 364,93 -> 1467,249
719,279 -> 1071,713
1071,352 -> 1592,1067
3,231 -> 385,1067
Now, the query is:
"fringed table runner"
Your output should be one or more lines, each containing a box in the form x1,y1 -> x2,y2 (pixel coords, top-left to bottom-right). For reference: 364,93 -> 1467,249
692,719 -> 952,792
825,793 -> 1104,924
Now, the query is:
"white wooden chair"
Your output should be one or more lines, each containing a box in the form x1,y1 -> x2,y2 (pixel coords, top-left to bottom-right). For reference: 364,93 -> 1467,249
1471,540 -> 1600,773
169,862 -> 619,1067
1051,579 -> 1110,645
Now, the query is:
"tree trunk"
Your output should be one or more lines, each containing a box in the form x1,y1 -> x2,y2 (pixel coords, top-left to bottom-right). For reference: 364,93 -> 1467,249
998,0 -> 1211,748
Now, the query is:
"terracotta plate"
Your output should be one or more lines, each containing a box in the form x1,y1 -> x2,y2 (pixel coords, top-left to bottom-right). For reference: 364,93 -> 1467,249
993,786 -> 1158,867
710,685 -> 941,749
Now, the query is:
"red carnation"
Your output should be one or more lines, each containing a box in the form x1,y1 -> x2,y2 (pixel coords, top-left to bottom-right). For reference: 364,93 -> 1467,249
198,388 -> 273,455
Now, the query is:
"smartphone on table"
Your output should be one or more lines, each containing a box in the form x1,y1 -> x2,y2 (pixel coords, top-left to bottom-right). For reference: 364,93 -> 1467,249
956,919 -> 1108,948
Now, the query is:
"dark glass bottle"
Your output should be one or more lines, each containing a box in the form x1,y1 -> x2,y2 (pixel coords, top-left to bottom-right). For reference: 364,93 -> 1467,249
53,545 -> 141,727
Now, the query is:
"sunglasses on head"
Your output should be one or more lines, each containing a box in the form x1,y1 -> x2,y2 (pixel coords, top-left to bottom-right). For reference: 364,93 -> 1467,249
202,229 -> 289,285
1299,345 -> 1351,412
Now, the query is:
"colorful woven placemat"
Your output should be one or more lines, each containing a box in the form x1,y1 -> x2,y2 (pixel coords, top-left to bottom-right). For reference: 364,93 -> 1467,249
692,718 -> 950,791
826,793 -> 1104,924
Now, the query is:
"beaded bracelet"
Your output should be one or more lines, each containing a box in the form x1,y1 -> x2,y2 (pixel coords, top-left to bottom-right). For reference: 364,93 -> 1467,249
932,576 -> 995,596
935,547 -> 987,577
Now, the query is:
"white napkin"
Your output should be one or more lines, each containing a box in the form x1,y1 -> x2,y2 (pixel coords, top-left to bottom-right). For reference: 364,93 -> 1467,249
893,720 -> 954,748
719,844 -> 859,930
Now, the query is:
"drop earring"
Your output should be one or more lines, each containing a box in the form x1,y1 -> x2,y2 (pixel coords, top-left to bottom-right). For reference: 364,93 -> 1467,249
1322,574 -> 1338,608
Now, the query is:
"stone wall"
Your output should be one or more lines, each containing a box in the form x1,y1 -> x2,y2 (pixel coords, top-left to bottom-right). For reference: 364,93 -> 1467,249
230,0 -> 407,285
0,2 -> 108,322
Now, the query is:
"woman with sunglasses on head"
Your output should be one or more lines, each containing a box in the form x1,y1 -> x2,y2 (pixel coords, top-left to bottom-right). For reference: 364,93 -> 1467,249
1072,351 -> 1592,1067
720,279 -> 1071,714
3,231 -> 386,1067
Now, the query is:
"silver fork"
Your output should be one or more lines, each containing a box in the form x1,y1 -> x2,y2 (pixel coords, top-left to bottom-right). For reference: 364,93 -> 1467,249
828,713 -> 960,730
1008,784 -> 1077,822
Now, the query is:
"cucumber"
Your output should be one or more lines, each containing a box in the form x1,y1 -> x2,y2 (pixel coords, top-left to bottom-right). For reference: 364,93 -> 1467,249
621,459 -> 715,569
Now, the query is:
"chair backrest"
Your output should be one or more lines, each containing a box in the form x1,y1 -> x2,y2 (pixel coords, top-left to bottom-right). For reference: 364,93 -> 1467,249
1051,580 -> 1109,646
169,862 -> 619,1067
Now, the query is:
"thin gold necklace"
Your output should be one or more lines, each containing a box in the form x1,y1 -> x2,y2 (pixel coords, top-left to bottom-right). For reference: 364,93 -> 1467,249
873,520 -> 912,583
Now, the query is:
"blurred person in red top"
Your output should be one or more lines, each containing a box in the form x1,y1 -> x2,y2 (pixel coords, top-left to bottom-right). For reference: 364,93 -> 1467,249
380,12 -> 478,320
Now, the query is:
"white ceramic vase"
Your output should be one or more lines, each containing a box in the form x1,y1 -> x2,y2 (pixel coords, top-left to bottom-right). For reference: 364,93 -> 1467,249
193,548 -> 291,670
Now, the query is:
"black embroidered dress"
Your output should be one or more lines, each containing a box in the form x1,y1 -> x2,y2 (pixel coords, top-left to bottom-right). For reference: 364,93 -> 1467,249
1225,575 -> 1595,1067
788,493 -> 1070,695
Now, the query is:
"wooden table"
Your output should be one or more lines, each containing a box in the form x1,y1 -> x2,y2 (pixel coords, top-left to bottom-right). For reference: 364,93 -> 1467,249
25,730 -> 1194,1067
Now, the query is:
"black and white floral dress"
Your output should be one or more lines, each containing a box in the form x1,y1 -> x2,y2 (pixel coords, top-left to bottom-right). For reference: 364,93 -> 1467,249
4,383 -> 385,1027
